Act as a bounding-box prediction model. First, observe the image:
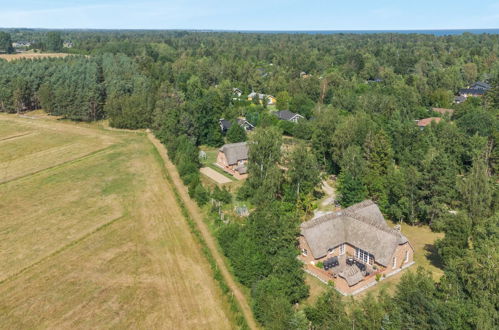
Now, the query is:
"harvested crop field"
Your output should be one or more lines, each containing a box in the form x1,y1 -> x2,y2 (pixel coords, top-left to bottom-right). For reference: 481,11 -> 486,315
0,114 -> 232,329
0,52 -> 70,62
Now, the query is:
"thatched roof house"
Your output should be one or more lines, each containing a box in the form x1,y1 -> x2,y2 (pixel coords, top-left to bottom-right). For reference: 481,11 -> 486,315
299,200 -> 414,295
301,200 -> 408,267
216,142 -> 249,178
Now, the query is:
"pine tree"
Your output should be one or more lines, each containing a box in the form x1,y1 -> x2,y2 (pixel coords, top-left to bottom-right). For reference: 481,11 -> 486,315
337,170 -> 368,207
459,157 -> 493,223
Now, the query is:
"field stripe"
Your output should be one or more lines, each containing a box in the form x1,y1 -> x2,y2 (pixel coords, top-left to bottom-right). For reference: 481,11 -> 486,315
0,215 -> 126,286
0,145 -> 115,185
0,132 -> 33,142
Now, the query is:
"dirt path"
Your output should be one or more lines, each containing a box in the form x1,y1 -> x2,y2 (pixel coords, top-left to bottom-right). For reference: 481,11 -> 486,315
320,180 -> 336,207
200,167 -> 232,184
147,132 -> 259,330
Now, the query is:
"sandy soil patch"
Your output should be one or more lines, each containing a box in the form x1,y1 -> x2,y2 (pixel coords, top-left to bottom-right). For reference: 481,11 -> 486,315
200,167 -> 232,184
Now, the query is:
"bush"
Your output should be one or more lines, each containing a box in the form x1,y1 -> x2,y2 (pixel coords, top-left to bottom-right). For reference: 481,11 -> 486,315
316,261 -> 324,269
212,186 -> 232,204
194,184 -> 209,205
226,122 -> 247,143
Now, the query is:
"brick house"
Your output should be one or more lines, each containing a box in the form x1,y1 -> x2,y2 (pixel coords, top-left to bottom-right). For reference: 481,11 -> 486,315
216,142 -> 249,179
299,200 -> 414,295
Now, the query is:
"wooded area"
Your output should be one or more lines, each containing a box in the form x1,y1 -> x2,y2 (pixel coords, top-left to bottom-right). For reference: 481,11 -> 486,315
0,29 -> 497,329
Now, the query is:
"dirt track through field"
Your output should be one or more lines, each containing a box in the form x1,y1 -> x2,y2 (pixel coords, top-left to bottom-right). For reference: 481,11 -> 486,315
148,132 -> 259,330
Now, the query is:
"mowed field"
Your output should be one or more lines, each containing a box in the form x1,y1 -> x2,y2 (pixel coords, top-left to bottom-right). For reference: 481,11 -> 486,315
0,52 -> 70,62
0,114 -> 232,329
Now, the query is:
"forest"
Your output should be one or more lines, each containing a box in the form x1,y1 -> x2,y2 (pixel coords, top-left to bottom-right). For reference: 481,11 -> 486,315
0,29 -> 498,329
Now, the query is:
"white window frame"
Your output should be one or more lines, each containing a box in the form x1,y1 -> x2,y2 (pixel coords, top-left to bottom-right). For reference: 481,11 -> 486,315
339,243 -> 345,255
301,248 -> 308,256
356,248 -> 370,264
404,250 -> 409,263
392,256 -> 397,268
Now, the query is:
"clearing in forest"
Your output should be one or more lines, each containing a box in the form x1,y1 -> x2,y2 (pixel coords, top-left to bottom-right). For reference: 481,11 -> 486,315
0,52 -> 70,62
0,114 -> 232,329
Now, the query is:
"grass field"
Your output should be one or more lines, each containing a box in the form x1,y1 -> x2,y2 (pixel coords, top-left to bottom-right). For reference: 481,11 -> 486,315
0,52 -> 70,62
0,114 -> 232,329
304,222 -> 445,304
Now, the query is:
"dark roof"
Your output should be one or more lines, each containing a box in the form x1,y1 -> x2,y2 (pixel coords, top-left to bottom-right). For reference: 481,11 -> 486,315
301,200 -> 409,267
459,88 -> 486,96
220,119 -> 232,132
470,81 -> 491,90
274,110 -> 304,121
220,118 -> 254,132
454,95 -> 466,103
219,142 -> 249,165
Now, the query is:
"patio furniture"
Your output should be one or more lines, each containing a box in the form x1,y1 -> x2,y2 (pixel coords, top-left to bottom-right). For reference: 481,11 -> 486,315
323,256 -> 339,270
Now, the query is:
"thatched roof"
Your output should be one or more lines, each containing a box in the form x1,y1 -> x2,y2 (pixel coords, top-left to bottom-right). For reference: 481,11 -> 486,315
219,142 -> 249,165
301,200 -> 408,267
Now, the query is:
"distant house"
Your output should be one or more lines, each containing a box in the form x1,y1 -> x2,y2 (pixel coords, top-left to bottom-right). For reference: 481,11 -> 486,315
459,88 -> 486,97
416,117 -> 442,129
367,78 -> 383,83
470,81 -> 491,90
248,92 -> 276,105
232,88 -> 242,98
299,200 -> 414,295
274,110 -> 305,123
219,118 -> 255,133
457,81 -> 492,99
432,107 -> 454,117
216,142 -> 249,179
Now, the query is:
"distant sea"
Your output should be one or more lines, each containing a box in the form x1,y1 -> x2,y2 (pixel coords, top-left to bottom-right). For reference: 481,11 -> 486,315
222,29 -> 499,36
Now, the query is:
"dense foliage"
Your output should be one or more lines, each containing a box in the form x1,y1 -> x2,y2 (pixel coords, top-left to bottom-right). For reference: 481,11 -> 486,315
0,29 -> 498,328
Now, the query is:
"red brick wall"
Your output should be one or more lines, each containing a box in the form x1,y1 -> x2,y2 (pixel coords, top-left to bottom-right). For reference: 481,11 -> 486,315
384,242 -> 414,274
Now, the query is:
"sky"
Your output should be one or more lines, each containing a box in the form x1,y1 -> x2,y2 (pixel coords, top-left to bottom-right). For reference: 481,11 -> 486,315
0,0 -> 498,30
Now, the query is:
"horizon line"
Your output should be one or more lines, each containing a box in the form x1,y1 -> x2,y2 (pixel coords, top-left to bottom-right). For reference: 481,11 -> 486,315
1,27 -> 498,32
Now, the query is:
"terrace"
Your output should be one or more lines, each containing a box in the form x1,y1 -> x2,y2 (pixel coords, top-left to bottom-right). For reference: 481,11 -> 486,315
304,254 -> 382,294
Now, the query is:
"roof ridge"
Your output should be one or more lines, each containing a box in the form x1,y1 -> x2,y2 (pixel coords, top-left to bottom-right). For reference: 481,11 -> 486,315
301,200 -> 402,238
343,199 -> 375,212
342,210 -> 402,238
301,211 -> 341,229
